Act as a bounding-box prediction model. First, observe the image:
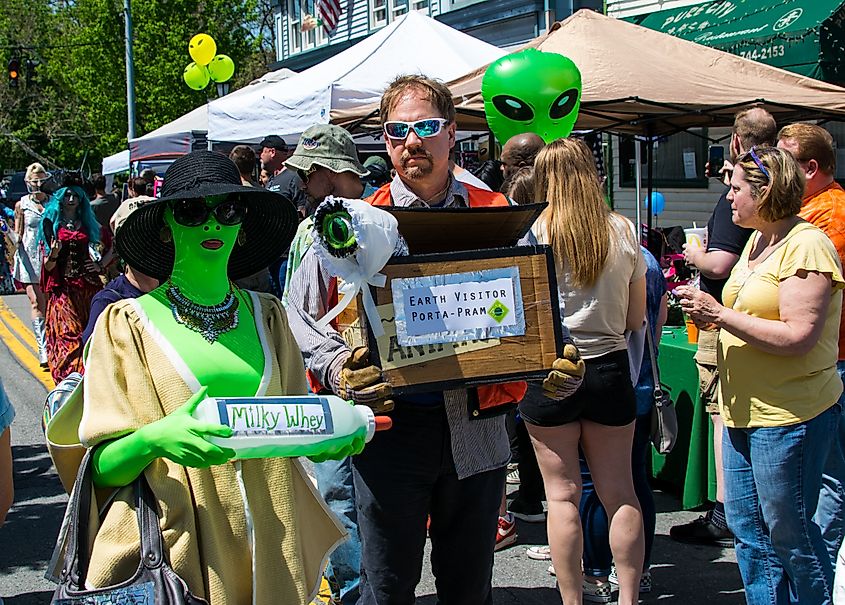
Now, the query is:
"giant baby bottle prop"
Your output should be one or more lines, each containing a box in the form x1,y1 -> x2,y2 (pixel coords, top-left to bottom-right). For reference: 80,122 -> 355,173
482,48 -> 582,145
193,394 -> 390,459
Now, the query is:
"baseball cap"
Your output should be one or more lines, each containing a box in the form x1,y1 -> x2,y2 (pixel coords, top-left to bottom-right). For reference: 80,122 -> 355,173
258,135 -> 288,151
285,124 -> 368,177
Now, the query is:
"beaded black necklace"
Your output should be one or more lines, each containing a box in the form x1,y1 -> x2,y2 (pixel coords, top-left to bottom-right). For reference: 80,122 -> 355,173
165,282 -> 239,343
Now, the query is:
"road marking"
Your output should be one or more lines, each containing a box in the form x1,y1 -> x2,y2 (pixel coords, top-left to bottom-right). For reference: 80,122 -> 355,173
0,299 -> 38,351
0,303 -> 53,390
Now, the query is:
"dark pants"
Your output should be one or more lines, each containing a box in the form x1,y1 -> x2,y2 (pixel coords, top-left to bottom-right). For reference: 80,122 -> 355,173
353,403 -> 505,605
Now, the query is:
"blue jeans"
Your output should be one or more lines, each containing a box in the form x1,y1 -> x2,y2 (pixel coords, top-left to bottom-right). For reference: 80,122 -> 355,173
816,361 -> 845,567
723,404 -> 840,605
580,413 -> 655,577
314,457 -> 361,605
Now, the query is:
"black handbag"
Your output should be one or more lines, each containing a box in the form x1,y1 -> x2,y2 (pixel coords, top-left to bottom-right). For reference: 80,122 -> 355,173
645,317 -> 678,455
51,451 -> 208,605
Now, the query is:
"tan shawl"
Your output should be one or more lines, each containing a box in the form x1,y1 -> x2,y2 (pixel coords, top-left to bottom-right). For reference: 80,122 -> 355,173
78,291 -> 344,604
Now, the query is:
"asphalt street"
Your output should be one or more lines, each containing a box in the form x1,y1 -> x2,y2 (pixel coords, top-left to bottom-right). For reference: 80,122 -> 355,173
0,291 -> 744,604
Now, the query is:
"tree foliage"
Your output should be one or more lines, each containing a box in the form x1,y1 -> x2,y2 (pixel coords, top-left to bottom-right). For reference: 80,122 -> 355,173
0,0 -> 272,172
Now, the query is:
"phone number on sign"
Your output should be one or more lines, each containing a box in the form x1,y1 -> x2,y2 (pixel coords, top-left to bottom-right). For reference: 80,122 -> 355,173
739,45 -> 785,60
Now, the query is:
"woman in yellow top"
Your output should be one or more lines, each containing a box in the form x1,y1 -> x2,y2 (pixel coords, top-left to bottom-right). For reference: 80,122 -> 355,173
678,146 -> 844,605
77,151 -> 349,604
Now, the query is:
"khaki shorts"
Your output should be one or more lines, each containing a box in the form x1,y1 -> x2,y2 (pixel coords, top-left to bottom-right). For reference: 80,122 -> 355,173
694,328 -> 720,415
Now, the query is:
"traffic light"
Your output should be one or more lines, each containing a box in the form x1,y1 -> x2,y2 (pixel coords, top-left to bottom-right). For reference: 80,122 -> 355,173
8,57 -> 20,88
25,58 -> 35,84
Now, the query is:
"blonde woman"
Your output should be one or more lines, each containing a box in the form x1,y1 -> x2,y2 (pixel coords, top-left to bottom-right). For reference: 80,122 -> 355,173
12,163 -> 50,366
520,138 -> 646,605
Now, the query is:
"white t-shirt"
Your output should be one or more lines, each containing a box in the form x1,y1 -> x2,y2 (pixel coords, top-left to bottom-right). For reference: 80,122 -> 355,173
533,213 -> 647,359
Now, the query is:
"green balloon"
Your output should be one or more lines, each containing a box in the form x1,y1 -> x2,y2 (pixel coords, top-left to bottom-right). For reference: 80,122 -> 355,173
481,48 -> 582,145
207,54 -> 235,83
183,62 -> 210,90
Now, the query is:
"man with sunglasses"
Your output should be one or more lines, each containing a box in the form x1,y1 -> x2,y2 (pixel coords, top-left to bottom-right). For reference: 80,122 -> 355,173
674,107 -> 776,547
286,75 -> 527,605
777,123 -> 845,573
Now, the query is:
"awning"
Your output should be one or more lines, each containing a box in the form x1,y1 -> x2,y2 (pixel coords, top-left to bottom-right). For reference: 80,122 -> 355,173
102,149 -> 130,175
630,0 -> 845,82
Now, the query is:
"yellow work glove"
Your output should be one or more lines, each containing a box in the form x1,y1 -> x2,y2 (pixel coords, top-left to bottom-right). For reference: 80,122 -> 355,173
542,342 -> 586,400
328,347 -> 395,413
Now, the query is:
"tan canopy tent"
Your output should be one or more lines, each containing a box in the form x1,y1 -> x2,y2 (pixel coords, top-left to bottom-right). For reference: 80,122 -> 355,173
335,9 -> 845,136
334,8 -> 845,230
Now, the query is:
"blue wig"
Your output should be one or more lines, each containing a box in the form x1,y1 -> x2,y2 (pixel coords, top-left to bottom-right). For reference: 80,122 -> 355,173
37,186 -> 101,249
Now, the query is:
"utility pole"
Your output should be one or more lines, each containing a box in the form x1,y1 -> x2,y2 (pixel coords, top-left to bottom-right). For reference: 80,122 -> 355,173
124,0 -> 137,140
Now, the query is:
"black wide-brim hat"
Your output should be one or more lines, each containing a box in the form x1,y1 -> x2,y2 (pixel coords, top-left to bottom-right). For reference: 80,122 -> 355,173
115,150 -> 299,281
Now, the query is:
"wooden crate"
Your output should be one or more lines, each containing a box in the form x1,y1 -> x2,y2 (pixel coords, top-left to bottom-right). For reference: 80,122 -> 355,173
346,246 -> 563,395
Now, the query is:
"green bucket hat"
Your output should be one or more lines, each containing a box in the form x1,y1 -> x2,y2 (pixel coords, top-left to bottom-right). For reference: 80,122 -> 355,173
285,124 -> 368,177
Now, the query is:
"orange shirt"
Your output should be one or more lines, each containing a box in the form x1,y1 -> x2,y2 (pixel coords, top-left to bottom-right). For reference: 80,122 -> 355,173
799,181 -> 845,359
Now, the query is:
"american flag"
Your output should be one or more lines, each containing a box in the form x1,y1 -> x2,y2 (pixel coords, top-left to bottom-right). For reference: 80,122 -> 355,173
318,0 -> 342,37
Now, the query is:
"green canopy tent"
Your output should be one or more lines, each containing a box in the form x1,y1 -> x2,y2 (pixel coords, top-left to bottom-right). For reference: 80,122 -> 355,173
630,0 -> 845,83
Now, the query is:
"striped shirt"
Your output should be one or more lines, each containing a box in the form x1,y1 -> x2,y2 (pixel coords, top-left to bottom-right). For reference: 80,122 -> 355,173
285,175 -> 510,479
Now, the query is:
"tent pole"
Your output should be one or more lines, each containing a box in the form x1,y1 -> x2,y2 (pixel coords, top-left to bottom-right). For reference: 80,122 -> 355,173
646,136 -> 654,238
634,136 -> 643,243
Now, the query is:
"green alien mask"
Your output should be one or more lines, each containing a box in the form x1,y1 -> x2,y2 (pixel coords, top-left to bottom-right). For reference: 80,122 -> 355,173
481,49 -> 582,145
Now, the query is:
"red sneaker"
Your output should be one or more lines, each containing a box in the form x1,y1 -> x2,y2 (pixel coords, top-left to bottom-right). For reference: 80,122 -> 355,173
495,513 -> 517,551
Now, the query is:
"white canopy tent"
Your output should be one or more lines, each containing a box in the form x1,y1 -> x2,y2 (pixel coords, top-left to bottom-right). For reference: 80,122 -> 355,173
101,149 -> 130,175
128,68 -> 298,162
207,11 -> 505,143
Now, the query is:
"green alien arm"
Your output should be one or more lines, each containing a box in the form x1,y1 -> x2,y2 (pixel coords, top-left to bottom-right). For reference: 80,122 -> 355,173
92,387 -> 235,488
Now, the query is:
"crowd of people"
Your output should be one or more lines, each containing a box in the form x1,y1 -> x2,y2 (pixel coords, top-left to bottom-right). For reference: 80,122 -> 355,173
0,73 -> 842,605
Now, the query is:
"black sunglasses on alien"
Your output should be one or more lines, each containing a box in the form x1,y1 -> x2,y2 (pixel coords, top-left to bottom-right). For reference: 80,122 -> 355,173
170,196 -> 247,227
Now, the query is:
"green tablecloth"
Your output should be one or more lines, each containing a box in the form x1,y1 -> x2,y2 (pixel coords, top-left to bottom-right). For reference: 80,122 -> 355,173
651,326 -> 717,510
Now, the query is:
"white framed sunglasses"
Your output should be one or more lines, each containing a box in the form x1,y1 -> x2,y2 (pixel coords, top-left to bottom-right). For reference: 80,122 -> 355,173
383,118 -> 449,141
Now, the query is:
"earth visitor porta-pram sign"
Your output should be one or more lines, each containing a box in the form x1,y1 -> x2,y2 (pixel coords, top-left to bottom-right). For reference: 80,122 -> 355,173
392,266 -> 525,346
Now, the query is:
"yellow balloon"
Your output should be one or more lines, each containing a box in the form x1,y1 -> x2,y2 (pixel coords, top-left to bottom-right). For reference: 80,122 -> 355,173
189,33 -> 217,66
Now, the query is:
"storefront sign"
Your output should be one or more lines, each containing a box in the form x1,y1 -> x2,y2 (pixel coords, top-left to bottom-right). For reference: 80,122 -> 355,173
392,267 -> 525,346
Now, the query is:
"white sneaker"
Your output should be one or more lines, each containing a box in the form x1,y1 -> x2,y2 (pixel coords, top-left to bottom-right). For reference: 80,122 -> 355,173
582,579 -> 612,603
526,545 -> 552,560
609,565 -> 652,594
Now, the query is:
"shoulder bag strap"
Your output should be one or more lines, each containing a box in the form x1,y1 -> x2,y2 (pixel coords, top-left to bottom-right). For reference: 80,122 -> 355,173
644,315 -> 662,396
61,455 -> 167,588
136,472 -> 166,569
63,449 -> 94,589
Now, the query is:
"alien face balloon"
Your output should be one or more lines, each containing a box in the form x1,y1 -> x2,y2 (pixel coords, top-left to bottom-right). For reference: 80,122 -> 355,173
482,49 -> 582,145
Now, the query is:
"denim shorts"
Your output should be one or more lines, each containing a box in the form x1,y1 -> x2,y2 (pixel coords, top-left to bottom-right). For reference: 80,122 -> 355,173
518,349 -> 636,427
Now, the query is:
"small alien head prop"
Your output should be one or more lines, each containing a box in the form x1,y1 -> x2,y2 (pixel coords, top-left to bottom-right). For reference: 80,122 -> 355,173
482,49 -> 582,145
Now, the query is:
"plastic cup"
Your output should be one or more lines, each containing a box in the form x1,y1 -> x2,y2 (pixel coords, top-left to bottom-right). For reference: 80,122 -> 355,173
685,318 -> 699,344
684,227 -> 707,249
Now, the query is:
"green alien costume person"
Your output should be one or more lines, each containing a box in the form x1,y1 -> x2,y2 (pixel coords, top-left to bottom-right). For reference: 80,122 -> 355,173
481,48 -> 582,145
77,152 -> 348,604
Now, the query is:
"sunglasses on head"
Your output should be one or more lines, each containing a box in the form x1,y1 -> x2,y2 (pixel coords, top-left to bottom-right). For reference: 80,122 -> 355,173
743,147 -> 771,182
170,197 -> 247,227
383,118 -> 449,141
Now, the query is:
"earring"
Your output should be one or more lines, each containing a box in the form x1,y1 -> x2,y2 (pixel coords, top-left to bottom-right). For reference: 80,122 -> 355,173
237,230 -> 247,246
159,226 -> 172,243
